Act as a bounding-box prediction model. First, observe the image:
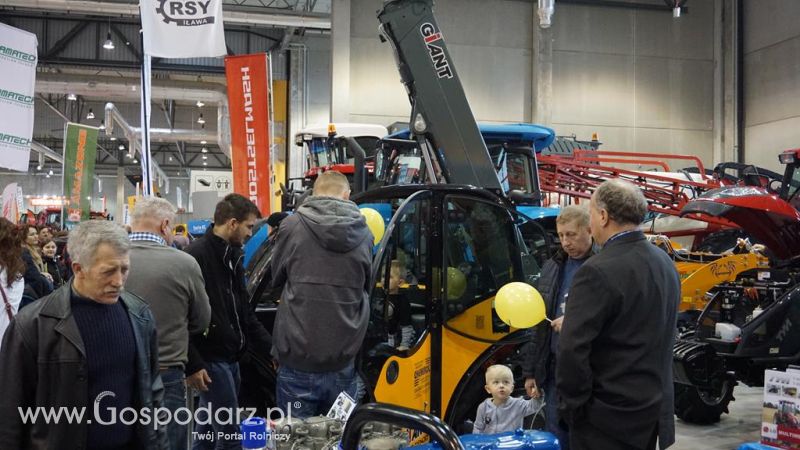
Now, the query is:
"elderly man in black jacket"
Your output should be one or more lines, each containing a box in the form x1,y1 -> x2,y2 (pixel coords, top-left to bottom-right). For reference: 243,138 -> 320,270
523,204 -> 595,450
557,179 -> 679,450
0,220 -> 167,450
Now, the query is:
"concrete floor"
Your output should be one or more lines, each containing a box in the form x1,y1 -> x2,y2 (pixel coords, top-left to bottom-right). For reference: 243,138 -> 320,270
671,385 -> 763,450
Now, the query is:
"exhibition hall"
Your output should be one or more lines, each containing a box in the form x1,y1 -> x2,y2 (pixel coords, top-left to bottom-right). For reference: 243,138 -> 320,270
0,0 -> 798,449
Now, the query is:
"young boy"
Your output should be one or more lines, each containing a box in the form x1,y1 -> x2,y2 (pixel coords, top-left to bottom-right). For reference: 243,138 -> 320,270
473,364 -> 542,434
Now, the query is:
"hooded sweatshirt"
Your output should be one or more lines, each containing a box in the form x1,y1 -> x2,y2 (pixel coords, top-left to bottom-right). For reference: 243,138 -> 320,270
269,196 -> 373,372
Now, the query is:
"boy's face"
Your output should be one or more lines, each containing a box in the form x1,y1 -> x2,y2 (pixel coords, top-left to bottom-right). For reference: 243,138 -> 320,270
485,372 -> 514,402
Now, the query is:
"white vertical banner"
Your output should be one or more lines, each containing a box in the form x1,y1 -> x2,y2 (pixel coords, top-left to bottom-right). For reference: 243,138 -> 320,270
0,23 -> 37,172
139,0 -> 227,58
2,183 -> 19,221
139,44 -> 153,197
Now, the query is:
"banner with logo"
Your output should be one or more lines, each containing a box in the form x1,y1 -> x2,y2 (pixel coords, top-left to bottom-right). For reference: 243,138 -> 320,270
139,0 -> 227,58
225,54 -> 272,215
2,183 -> 19,222
0,23 -> 37,172
63,123 -> 98,224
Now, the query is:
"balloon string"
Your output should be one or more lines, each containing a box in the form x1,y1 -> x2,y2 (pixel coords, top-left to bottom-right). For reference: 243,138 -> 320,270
543,317 -> 552,323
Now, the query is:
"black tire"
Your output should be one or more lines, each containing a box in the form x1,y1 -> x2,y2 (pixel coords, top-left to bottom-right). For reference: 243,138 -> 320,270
674,381 -> 734,424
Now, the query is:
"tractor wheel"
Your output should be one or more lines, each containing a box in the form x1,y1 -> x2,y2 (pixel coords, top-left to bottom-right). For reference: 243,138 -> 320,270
674,381 -> 734,424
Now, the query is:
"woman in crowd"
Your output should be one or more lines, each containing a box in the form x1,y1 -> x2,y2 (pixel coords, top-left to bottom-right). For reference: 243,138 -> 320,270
19,224 -> 53,301
0,219 -> 25,349
40,239 -> 67,288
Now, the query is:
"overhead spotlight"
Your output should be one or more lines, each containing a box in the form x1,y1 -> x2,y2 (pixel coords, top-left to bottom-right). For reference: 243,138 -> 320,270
203,162 -> 208,166
202,155 -> 208,160
99,120 -> 105,130
119,144 -> 125,151
126,153 -> 133,158
196,100 -> 205,108
110,136 -> 117,141
197,114 -> 205,125
201,147 -> 208,153
168,156 -> 173,161
36,164 -> 42,171
67,93 -> 77,101
48,169 -> 54,176
133,159 -> 138,164
200,140 -> 207,145
103,32 -> 115,50
46,174 -> 51,178
86,109 -> 95,120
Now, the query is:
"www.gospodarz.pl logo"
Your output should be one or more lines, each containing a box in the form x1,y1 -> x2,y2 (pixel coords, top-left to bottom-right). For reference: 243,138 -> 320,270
156,0 -> 217,26
0,45 -> 36,66
0,89 -> 34,108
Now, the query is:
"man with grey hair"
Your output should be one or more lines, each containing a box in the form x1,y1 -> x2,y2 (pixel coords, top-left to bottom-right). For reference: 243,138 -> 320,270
126,196 -> 210,450
0,220 -> 168,449
556,179 -> 679,450
522,204 -> 596,450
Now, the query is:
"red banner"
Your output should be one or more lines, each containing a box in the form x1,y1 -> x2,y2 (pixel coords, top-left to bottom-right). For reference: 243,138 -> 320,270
225,53 -> 271,215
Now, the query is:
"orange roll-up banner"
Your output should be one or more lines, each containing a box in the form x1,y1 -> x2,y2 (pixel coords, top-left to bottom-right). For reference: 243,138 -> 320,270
225,53 -> 271,215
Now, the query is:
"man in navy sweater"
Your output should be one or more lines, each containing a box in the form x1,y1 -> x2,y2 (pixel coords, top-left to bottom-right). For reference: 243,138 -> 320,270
0,220 -> 167,449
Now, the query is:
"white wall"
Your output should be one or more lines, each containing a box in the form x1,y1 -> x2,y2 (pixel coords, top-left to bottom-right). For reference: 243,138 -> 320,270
333,0 -> 718,168
743,0 -> 800,173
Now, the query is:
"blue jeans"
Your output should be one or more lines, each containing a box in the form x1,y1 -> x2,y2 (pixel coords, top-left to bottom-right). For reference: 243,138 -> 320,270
276,362 -> 358,418
193,362 -> 241,450
545,364 -> 570,450
162,368 -> 188,450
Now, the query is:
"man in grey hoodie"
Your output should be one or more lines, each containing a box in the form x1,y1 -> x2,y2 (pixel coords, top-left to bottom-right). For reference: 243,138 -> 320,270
269,171 -> 373,417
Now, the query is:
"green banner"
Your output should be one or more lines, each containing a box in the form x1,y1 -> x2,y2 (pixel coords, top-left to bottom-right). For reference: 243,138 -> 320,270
63,123 -> 98,224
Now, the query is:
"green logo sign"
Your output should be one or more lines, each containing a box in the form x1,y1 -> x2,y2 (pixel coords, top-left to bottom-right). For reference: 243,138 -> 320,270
0,45 -> 37,64
0,89 -> 33,106
0,133 -> 30,148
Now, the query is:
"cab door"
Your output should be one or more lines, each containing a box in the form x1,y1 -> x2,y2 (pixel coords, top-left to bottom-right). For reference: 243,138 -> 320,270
361,190 -> 434,413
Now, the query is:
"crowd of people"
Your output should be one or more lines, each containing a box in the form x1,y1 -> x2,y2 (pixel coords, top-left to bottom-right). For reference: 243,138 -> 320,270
0,175 -> 680,450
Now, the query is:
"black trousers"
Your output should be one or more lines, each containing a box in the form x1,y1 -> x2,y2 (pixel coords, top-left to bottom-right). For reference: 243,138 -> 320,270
569,419 -> 658,450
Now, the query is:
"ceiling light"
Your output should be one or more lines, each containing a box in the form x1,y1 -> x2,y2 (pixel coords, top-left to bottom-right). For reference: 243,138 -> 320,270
119,144 -> 125,150
201,147 -> 208,153
200,140 -> 207,145
133,159 -> 138,164
36,164 -> 42,171
86,109 -> 95,120
168,156 -> 173,161
110,136 -> 117,141
67,93 -> 77,101
202,155 -> 208,160
197,114 -> 205,125
99,120 -> 105,130
46,174 -> 51,178
196,100 -> 205,108
103,32 -> 115,50
48,169 -> 53,176
203,162 -> 207,166
126,153 -> 132,158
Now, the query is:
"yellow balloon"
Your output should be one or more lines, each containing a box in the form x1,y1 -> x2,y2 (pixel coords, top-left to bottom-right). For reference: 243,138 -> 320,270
360,208 -> 385,245
495,282 -> 546,328
447,267 -> 466,300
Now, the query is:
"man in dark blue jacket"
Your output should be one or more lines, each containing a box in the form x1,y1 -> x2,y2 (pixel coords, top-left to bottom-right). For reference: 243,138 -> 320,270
186,194 -> 272,450
557,179 -> 679,450
522,205 -> 595,450
269,171 -> 373,418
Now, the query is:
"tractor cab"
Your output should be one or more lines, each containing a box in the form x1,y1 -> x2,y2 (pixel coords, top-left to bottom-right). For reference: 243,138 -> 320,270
778,149 -> 800,210
245,183 -> 552,427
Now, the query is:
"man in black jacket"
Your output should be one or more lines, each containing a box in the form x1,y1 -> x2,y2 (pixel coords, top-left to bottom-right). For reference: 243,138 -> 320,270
186,193 -> 272,449
523,205 -> 595,450
557,179 -> 679,450
269,171 -> 372,417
